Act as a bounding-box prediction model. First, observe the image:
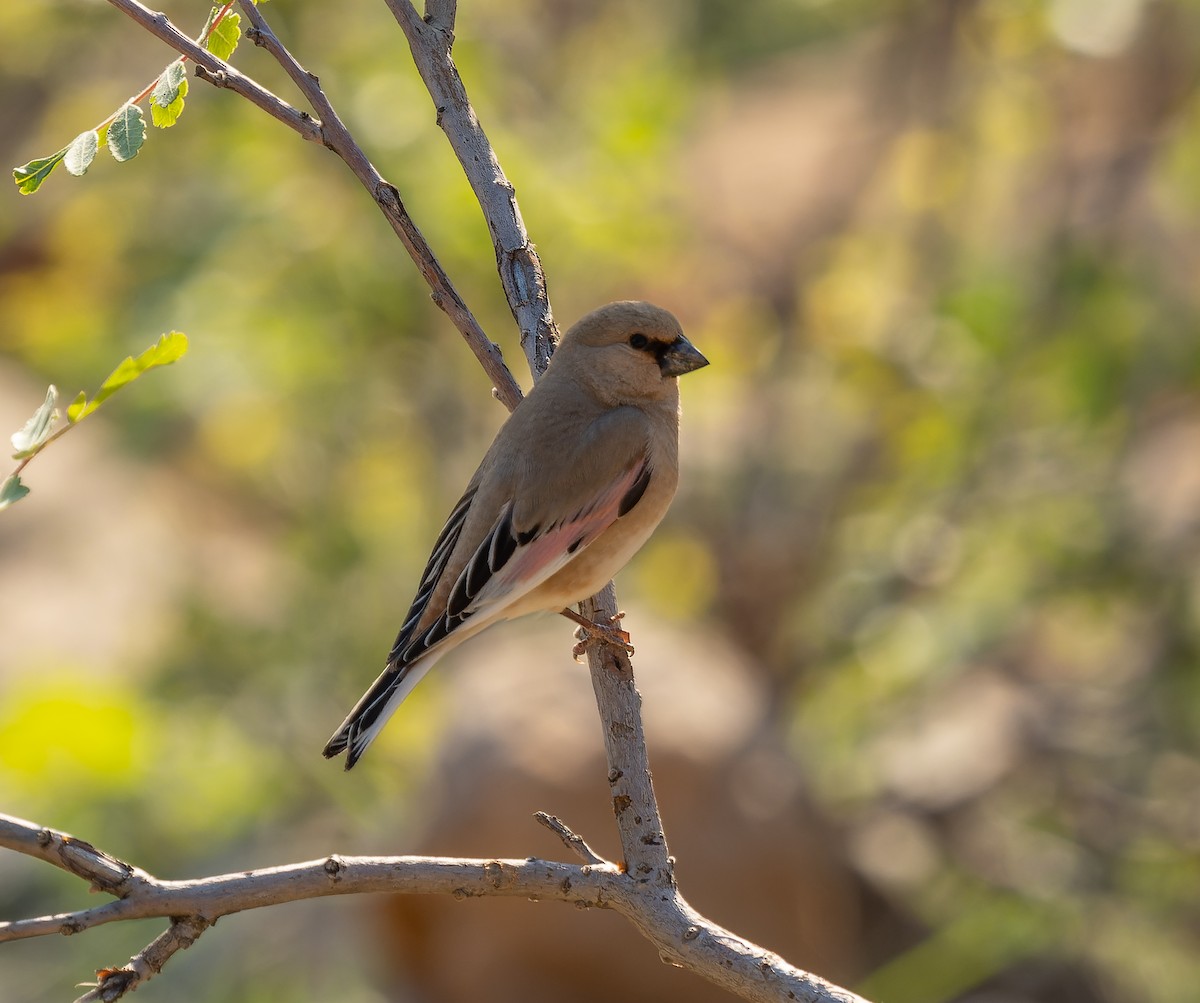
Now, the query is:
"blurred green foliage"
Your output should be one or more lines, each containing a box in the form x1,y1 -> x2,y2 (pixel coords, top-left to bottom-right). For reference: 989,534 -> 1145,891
4,0 -> 1200,1001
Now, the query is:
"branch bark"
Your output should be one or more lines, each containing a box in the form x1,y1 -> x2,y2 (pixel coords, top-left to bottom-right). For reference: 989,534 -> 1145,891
3,4 -> 875,1003
0,813 -> 864,1003
383,0 -> 559,374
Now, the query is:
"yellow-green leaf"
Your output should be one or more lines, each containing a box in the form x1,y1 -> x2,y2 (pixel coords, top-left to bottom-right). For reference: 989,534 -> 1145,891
206,11 -> 241,61
150,63 -> 189,129
12,150 -> 67,195
92,332 -> 189,409
67,391 -> 90,424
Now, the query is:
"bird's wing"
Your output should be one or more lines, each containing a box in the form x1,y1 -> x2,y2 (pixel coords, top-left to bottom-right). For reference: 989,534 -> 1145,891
323,449 -> 651,768
393,451 -> 650,665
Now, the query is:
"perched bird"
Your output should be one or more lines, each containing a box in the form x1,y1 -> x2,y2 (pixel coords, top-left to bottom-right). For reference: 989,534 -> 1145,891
323,301 -> 708,769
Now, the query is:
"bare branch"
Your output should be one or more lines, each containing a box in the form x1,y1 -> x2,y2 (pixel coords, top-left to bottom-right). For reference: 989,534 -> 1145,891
2,812 -> 866,1003
74,917 -> 211,1003
424,0 -> 458,38
534,811 -> 605,866
579,586 -> 674,881
234,0 -> 523,411
382,0 -> 558,375
0,814 -> 614,947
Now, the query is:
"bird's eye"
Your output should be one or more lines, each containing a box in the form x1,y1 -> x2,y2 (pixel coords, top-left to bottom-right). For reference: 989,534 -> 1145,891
628,333 -> 649,350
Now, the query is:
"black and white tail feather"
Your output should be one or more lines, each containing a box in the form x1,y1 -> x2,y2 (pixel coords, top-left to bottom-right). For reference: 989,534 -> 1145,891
322,485 -> 480,769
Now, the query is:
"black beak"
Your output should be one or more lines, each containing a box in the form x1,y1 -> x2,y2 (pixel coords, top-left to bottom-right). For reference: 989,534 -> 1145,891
658,335 -> 709,378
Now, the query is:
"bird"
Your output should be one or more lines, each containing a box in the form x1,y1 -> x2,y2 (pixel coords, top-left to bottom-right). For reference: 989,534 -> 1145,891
323,300 -> 709,769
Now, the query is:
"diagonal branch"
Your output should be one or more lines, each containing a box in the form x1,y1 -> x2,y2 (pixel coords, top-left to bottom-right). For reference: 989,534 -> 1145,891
74,917 -> 211,1003
108,0 -> 523,411
234,0 -> 523,409
383,0 -> 559,376
106,0 -> 319,142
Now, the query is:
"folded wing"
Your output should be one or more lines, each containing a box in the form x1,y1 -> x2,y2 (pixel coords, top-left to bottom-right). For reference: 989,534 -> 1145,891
323,454 -> 652,768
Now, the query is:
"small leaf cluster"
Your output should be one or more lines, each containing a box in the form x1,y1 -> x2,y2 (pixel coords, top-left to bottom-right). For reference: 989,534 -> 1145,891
2,333 -> 189,510
12,4 -> 243,195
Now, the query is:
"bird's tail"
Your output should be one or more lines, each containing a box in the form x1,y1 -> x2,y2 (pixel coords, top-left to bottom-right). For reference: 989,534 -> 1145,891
322,651 -> 440,769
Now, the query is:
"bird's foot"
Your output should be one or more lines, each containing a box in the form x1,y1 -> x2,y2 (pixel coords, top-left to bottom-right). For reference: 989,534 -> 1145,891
560,608 -> 634,660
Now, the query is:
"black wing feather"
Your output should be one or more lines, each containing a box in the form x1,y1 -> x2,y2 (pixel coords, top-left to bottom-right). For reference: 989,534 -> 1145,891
386,485 -> 476,665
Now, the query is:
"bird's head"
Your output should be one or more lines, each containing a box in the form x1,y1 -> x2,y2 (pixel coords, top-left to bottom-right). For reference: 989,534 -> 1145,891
555,301 -> 709,406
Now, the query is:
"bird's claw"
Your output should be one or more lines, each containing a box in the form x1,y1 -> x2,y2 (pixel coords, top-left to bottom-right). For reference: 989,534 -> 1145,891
570,611 -> 634,660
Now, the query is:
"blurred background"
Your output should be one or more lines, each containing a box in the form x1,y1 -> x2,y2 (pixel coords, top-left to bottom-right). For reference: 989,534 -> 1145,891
3,0 -> 1200,1001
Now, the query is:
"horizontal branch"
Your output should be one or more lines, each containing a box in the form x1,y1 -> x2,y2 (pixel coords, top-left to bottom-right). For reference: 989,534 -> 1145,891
0,813 -> 613,945
1,812 -> 870,1003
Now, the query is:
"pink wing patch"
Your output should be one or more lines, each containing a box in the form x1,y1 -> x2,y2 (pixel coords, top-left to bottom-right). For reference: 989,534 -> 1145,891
466,458 -> 649,618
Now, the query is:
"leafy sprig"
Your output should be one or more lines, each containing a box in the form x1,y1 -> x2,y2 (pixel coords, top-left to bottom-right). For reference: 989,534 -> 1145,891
2,332 -> 188,510
12,4 -> 241,194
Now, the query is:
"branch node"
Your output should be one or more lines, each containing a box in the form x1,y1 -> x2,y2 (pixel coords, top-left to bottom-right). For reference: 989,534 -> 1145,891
193,64 -> 229,87
322,855 -> 345,880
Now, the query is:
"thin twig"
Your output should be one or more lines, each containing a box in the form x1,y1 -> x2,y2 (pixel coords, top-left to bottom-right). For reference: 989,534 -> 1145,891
106,0 -> 320,143
534,812 -> 605,866
74,917 -> 211,1003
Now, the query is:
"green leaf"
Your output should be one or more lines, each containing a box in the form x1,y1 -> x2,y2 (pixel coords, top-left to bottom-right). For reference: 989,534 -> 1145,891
63,130 -> 100,177
67,391 -> 89,424
150,63 -> 189,128
89,332 -> 189,412
12,149 -> 67,195
11,386 -> 60,459
152,61 -> 188,107
206,11 -> 241,61
107,104 -> 146,162
0,475 -> 30,511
